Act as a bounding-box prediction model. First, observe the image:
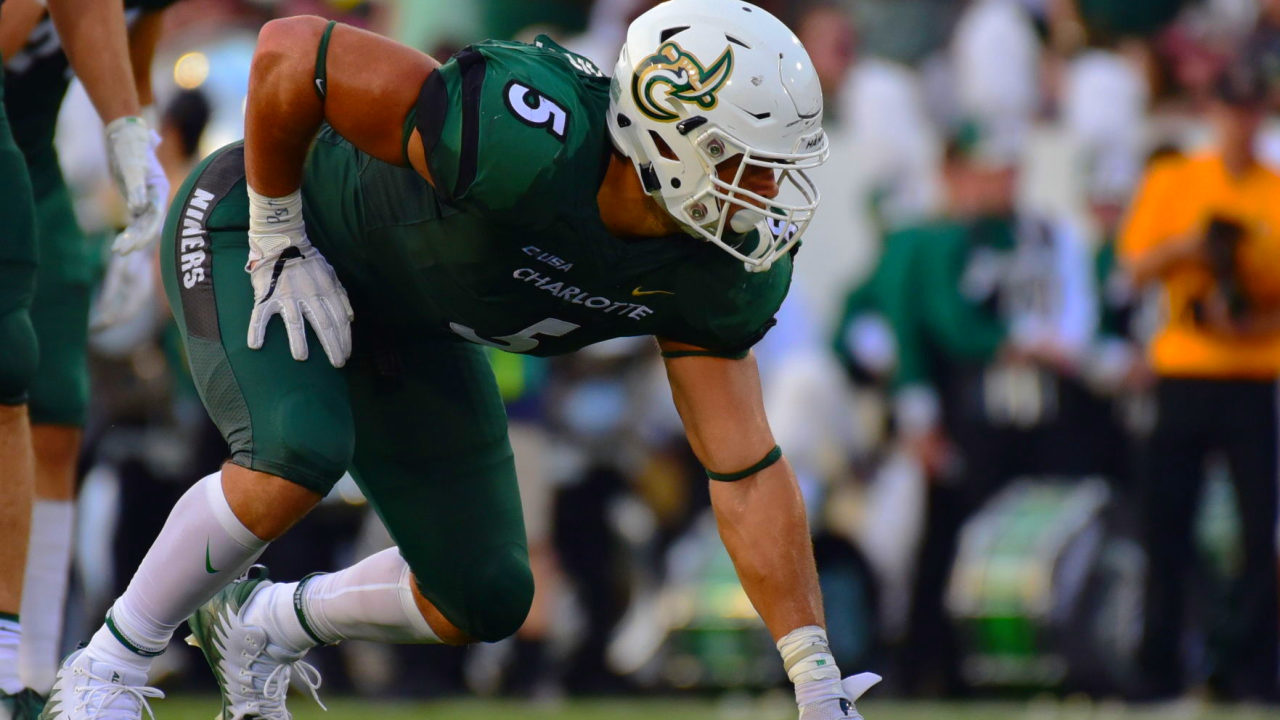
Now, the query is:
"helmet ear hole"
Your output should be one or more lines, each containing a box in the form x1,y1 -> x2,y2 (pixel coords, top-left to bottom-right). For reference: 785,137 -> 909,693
639,163 -> 662,193
648,131 -> 678,160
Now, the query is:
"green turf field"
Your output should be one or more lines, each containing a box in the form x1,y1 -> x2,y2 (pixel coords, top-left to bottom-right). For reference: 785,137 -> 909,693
158,695 -> 1279,720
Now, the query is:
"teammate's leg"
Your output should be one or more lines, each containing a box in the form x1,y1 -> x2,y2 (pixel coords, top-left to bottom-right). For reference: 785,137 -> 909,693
0,58 -> 41,709
18,427 -> 75,696
0,407 -> 35,693
18,167 -> 92,696
48,145 -> 354,714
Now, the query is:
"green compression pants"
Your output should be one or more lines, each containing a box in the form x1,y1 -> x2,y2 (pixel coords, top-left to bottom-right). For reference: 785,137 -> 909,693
161,142 -> 532,642
26,145 -> 93,426
0,61 -> 39,406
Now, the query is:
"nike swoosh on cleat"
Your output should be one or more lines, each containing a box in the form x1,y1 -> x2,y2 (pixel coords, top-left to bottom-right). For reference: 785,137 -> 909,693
631,286 -> 674,297
205,540 -> 218,574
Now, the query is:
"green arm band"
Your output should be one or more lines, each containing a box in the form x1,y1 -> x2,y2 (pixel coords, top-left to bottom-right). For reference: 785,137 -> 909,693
314,20 -> 338,102
661,348 -> 750,360
705,445 -> 782,482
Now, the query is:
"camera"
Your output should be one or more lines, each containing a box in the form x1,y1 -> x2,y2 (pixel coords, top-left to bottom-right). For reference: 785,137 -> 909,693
1193,215 -> 1251,324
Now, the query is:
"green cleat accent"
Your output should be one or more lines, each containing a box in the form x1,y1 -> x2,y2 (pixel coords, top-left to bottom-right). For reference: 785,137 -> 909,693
187,566 -> 323,720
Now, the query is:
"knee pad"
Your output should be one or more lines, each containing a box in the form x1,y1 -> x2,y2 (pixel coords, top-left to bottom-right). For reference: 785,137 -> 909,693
0,307 -> 38,406
425,545 -> 533,643
248,388 -> 354,496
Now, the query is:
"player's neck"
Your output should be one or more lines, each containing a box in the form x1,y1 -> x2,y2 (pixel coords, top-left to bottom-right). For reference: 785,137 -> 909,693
598,150 -> 685,238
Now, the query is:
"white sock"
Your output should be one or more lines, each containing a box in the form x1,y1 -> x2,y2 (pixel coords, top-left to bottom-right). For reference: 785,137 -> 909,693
18,499 -> 73,694
85,472 -> 266,671
0,616 -> 20,694
244,548 -> 438,656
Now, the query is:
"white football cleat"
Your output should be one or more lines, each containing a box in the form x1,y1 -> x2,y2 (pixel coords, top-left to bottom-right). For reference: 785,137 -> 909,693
186,568 -> 323,720
38,649 -> 163,720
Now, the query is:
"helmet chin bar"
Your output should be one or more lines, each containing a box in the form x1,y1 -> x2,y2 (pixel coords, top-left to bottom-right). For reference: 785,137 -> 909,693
681,179 -> 817,272
671,131 -> 827,272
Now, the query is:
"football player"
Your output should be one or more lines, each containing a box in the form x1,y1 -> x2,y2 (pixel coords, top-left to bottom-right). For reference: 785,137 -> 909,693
0,1 -> 169,718
45,2 -> 879,719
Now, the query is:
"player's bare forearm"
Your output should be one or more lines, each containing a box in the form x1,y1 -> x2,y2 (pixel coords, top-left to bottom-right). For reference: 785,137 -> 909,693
128,11 -> 166,107
659,339 -> 825,640
246,16 -> 439,195
711,457 -> 824,639
245,17 -> 327,194
47,0 -> 140,122
1123,232 -> 1203,288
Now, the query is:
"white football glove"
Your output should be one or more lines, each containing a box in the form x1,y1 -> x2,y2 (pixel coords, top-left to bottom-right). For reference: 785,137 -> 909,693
105,115 -> 169,254
90,248 -> 155,332
799,673 -> 882,720
246,188 -> 353,367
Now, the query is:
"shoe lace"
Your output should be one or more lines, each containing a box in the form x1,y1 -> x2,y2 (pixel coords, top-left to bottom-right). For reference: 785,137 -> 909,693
72,666 -> 164,720
245,653 -> 326,720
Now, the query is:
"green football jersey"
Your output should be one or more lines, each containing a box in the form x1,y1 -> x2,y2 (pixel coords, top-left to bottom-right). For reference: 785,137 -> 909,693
3,0 -> 177,168
299,37 -> 792,358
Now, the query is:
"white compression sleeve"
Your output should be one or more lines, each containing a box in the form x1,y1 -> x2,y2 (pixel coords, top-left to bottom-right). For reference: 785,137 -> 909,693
245,547 -> 439,655
87,472 -> 266,668
18,500 -> 73,694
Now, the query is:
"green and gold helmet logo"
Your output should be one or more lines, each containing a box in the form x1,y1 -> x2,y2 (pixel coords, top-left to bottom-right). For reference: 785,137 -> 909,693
632,42 -> 734,122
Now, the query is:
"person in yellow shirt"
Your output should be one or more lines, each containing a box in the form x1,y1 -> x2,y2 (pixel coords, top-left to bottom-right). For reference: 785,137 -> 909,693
1119,61 -> 1280,702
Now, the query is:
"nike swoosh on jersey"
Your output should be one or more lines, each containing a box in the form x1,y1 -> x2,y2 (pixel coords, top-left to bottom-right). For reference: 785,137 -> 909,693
205,540 -> 218,574
632,286 -> 674,297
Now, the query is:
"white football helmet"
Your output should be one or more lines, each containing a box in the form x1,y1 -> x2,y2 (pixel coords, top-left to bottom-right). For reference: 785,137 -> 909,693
608,0 -> 829,272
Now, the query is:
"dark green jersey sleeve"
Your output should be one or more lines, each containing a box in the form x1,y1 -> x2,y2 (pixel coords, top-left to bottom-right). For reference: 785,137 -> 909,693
412,36 -> 610,226
648,236 -> 793,356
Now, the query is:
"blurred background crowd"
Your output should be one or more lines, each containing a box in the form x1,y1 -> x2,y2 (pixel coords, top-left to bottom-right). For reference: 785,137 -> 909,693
42,0 -> 1280,708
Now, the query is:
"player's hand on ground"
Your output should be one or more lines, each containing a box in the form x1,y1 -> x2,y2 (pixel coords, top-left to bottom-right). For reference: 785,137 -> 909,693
105,116 -> 169,254
90,248 -> 155,332
246,244 -> 354,367
800,673 -> 881,720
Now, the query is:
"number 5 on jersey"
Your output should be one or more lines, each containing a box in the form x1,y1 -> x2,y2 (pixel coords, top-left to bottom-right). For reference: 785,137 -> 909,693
504,81 -> 568,140
450,318 -> 580,353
